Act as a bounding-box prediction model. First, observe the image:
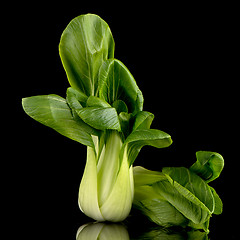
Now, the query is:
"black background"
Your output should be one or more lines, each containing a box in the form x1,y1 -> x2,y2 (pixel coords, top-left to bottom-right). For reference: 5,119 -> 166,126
11,2 -> 238,239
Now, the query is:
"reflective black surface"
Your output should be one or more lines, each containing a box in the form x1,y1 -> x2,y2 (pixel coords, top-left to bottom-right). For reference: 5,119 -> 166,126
76,221 -> 209,239
73,212 -> 237,239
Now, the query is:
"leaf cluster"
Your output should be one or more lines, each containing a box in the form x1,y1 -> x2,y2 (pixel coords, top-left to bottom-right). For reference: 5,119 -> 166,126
22,14 -> 172,166
133,151 -> 224,232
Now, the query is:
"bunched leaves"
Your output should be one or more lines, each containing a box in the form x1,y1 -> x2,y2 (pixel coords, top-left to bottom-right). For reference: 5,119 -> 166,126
22,13 -> 223,231
22,14 -> 172,222
22,94 -> 97,147
133,151 -> 224,232
98,59 -> 143,115
59,14 -> 115,96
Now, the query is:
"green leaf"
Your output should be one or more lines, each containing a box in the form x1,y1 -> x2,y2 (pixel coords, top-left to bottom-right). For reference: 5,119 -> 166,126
133,166 -> 167,187
154,180 -> 211,226
86,96 -> 112,108
118,112 -> 132,138
59,14 -> 114,96
210,187 -> 223,215
155,167 -> 214,224
112,100 -> 128,114
132,166 -> 216,231
135,198 -> 188,228
123,129 -> 172,166
98,59 -> 143,114
22,95 -> 96,147
163,167 -> 215,214
188,220 -> 210,234
66,87 -> 121,131
132,111 -> 154,131
76,106 -> 121,131
187,229 -> 209,240
190,151 -> 224,183
133,166 -> 188,228
66,87 -> 88,112
66,87 -> 88,113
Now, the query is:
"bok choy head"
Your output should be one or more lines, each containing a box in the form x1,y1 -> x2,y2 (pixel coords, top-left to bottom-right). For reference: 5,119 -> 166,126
22,14 -> 172,222
133,151 -> 224,232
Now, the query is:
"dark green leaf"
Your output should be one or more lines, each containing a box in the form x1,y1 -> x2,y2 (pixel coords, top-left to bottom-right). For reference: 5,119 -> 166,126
86,96 -> 111,108
132,111 -> 154,131
59,14 -> 114,96
66,90 -> 120,131
187,229 -> 209,240
133,166 -> 215,232
163,167 -> 215,214
123,129 -> 172,166
190,151 -> 224,183
112,100 -> 128,114
77,106 -> 121,131
66,87 -> 88,112
135,198 -> 188,228
22,95 -> 96,147
188,220 -> 210,234
155,167 -> 214,224
118,112 -> 132,138
98,59 -> 143,114
210,187 -> 223,215
133,166 -> 188,228
154,180 -> 211,226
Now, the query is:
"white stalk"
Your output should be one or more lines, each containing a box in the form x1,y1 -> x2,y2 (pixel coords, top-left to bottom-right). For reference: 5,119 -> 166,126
78,131 -> 134,222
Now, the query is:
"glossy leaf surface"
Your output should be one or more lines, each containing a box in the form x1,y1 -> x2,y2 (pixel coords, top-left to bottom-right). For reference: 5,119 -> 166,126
124,129 -> 172,166
190,151 -> 224,183
210,187 -> 223,215
22,95 -> 95,147
155,167 -> 214,225
99,59 -> 143,114
132,111 -> 154,131
59,14 -> 115,96
66,87 -> 88,111
77,106 -> 121,131
133,166 -> 188,228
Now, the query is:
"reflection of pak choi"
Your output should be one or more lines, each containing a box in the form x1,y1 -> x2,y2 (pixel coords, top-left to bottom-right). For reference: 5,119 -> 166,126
76,222 -> 129,240
22,14 -> 172,221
